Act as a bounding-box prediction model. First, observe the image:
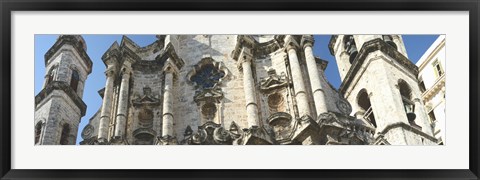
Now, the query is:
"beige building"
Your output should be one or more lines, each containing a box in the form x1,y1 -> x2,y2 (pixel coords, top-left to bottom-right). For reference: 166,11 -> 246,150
35,35 -> 440,145
416,35 -> 446,144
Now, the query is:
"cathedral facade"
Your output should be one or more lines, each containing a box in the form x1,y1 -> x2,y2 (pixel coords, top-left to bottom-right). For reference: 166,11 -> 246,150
34,35 -> 440,145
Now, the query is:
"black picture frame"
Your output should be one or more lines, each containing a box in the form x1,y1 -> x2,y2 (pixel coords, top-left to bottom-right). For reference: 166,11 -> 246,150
1,0 -> 478,179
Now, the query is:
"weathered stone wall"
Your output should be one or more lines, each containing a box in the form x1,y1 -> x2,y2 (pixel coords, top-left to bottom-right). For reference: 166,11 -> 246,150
35,90 -> 81,145
45,45 -> 90,98
36,36 -> 91,145
343,49 -> 434,145
172,35 -> 244,141
127,70 -> 164,144
254,51 -> 293,126
332,35 -> 351,82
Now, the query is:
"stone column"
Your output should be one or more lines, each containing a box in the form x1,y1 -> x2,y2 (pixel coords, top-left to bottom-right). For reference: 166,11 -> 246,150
114,68 -> 131,138
287,45 -> 311,117
162,70 -> 174,137
241,49 -> 259,127
98,68 -> 116,143
303,37 -> 328,116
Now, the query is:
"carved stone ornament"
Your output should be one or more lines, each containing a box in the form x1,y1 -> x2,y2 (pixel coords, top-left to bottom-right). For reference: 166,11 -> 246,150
81,124 -> 94,139
317,112 -> 341,126
132,86 -> 160,107
259,69 -> 288,94
317,112 -> 374,145
336,98 -> 352,115
156,135 -> 178,145
267,112 -> 293,143
237,126 -> 275,145
109,136 -> 129,145
188,57 -> 228,91
228,121 -> 242,139
193,88 -> 223,104
182,121 -> 244,145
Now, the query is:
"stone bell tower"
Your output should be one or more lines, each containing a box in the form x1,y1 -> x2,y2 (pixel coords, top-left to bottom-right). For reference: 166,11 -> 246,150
34,35 -> 92,145
329,35 -> 437,145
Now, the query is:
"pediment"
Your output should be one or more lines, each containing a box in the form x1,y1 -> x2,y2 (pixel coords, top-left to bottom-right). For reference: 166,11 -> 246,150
260,70 -> 288,94
194,88 -> 224,103
132,87 -> 160,107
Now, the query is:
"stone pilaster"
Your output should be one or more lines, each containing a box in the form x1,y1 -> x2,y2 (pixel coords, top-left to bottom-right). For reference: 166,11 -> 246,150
413,98 -> 434,136
285,36 -> 311,117
114,66 -> 131,138
302,35 -> 328,116
239,47 -> 259,127
97,68 -> 116,143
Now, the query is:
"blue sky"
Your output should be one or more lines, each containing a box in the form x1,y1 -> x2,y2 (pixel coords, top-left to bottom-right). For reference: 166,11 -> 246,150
34,35 -> 439,144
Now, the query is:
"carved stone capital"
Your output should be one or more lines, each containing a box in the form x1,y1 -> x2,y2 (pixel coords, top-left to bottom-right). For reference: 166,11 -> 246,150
285,43 -> 298,52
231,35 -> 256,61
301,35 -> 315,49
104,68 -> 116,77
239,47 -> 254,63
284,35 -> 301,52
120,65 -> 132,76
237,47 -> 254,72
163,59 -> 180,76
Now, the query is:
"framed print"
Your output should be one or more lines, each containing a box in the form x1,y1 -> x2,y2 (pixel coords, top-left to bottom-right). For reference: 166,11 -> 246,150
1,0 -> 479,179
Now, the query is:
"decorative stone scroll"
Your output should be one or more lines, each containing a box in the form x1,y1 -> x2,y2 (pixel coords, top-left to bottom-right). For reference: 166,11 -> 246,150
182,121 -> 240,145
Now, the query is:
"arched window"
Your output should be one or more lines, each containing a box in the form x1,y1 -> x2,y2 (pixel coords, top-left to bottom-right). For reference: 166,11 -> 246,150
343,35 -> 358,64
70,70 -> 80,92
357,89 -> 376,127
34,121 -> 44,144
60,124 -> 70,145
46,66 -> 57,85
190,64 -> 225,90
398,80 -> 418,124
382,35 -> 398,50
